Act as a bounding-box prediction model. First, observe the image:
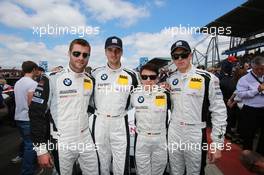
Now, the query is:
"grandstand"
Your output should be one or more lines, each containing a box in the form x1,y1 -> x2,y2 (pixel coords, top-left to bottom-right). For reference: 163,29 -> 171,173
198,0 -> 264,68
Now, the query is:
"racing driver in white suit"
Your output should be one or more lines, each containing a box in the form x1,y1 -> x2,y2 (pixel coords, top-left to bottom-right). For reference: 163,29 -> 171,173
29,39 -> 99,175
167,40 -> 227,175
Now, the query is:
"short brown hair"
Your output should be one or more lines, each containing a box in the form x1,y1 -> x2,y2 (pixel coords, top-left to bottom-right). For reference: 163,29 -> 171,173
69,38 -> 90,52
22,61 -> 38,73
140,63 -> 159,75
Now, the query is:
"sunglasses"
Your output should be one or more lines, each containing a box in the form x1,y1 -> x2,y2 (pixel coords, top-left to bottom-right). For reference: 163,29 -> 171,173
141,75 -> 158,80
72,51 -> 90,59
171,52 -> 190,60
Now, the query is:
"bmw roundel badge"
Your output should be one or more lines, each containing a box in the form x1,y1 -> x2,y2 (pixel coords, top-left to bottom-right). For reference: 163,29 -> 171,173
172,78 -> 179,86
138,96 -> 144,103
63,78 -> 72,86
101,74 -> 108,80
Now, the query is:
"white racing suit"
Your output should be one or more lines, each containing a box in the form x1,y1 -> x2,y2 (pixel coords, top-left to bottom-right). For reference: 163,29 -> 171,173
91,65 -> 138,175
166,65 -> 227,175
131,87 -> 171,175
29,67 -> 99,175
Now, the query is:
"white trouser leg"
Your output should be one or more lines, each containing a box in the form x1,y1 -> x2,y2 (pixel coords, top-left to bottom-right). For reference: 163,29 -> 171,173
78,129 -> 99,175
111,116 -> 130,175
94,115 -> 111,175
135,135 -> 151,175
168,126 -> 185,175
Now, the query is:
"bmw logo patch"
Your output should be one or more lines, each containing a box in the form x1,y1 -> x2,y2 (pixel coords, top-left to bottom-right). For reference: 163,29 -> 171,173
137,96 -> 144,103
172,78 -> 179,85
63,78 -> 72,86
101,74 -> 108,80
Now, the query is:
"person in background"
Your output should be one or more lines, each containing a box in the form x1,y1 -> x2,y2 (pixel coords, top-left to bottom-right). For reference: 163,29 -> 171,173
197,65 -> 205,70
219,61 -> 237,139
51,66 -> 63,73
14,61 -> 38,175
35,66 -> 45,82
236,56 -> 264,156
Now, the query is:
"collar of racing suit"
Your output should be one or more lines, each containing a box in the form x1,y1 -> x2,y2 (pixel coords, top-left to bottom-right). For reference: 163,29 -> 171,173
67,65 -> 85,78
106,63 -> 123,73
177,64 -> 196,80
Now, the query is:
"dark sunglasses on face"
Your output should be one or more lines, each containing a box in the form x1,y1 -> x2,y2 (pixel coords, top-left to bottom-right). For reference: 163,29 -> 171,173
171,52 -> 190,60
141,75 -> 158,80
72,51 -> 90,59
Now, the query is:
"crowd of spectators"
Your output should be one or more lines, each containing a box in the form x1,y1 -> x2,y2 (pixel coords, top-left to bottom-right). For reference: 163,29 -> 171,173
0,69 -> 22,79
208,52 -> 264,160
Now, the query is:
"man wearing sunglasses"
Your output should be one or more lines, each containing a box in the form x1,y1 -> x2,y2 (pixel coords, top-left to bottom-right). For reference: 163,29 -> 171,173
167,40 -> 227,175
29,39 -> 99,175
131,63 -> 170,175
91,36 -> 138,175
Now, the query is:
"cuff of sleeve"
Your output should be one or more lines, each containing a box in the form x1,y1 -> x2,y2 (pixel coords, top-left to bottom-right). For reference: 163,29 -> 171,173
33,143 -> 48,156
